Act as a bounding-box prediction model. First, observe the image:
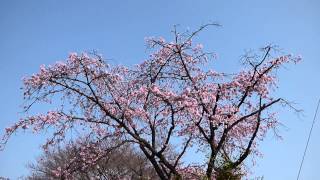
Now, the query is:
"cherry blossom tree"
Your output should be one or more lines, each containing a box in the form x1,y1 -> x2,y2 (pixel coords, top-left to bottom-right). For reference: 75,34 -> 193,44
1,24 -> 300,179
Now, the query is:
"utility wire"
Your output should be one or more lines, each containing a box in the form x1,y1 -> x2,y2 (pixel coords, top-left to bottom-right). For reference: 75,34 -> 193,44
296,99 -> 320,180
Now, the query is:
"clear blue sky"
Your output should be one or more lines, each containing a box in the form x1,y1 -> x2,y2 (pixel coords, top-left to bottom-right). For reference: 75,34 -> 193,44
0,0 -> 319,179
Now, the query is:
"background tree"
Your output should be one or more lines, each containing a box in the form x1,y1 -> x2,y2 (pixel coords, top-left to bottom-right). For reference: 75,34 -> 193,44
1,25 -> 300,179
26,138 -> 158,180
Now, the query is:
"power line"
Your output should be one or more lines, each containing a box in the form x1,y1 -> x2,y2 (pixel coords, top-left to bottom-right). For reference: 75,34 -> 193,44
296,99 -> 320,180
